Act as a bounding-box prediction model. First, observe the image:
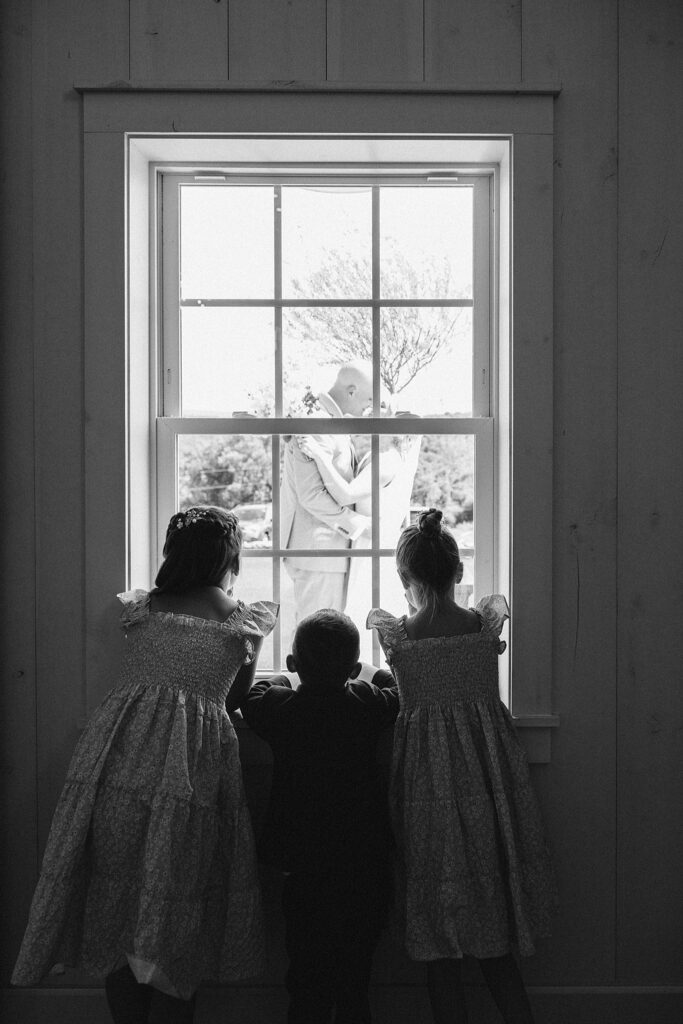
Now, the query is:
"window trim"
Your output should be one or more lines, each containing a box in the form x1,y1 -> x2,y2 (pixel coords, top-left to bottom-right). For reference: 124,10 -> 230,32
81,88 -> 557,759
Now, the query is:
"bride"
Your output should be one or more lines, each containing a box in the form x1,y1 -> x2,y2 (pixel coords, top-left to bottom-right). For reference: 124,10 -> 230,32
299,422 -> 422,647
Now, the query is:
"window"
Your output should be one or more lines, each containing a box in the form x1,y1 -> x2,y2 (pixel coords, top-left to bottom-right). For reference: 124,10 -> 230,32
157,169 -> 496,669
82,93 -> 556,755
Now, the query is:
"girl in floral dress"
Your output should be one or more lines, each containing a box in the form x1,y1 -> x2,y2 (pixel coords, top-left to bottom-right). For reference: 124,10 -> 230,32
367,508 -> 556,1024
12,506 -> 278,1024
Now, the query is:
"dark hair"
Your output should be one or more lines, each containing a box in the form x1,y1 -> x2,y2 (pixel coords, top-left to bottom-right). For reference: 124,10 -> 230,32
292,608 -> 360,684
154,506 -> 242,593
395,508 -> 462,615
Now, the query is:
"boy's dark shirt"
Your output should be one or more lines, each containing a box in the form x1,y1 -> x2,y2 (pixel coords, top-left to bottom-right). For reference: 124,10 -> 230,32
242,670 -> 399,877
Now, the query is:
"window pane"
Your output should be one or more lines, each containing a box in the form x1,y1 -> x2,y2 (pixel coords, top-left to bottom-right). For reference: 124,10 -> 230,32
234,556 -> 275,671
180,308 -> 274,416
282,308 -> 373,416
381,307 -> 472,416
379,557 -> 411,618
379,555 -> 473,617
380,186 -> 473,300
180,185 -> 274,299
386,432 -> 475,607
378,431 -> 474,599
282,187 -> 372,299
405,434 -> 474,532
375,434 -> 422,547
178,434 -> 273,550
278,555 -> 375,659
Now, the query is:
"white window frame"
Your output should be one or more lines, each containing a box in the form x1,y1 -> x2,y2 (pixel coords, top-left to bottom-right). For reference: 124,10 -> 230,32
81,88 -> 558,759
157,169 -> 495,670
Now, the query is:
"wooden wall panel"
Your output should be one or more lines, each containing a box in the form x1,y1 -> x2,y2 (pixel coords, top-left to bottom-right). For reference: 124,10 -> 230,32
616,0 -> 683,982
425,0 -> 521,82
130,0 -> 228,82
0,0 -> 37,983
326,0 -> 423,82
522,0 -> 619,984
228,0 -> 326,81
30,0 -> 129,853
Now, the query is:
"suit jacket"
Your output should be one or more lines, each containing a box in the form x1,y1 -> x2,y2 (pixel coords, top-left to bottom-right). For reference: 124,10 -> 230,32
281,394 -> 367,572
241,670 -> 398,874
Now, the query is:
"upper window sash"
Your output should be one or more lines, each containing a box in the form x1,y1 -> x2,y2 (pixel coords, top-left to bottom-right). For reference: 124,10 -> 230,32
159,171 -> 492,421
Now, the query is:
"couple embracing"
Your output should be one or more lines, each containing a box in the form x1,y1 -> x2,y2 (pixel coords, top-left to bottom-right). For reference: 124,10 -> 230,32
281,361 -> 421,625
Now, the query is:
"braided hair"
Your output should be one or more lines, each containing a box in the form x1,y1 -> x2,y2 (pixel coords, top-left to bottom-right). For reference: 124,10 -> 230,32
154,506 -> 242,593
395,508 -> 463,616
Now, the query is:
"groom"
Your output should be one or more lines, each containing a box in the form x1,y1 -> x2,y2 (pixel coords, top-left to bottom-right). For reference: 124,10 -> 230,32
281,362 -> 373,623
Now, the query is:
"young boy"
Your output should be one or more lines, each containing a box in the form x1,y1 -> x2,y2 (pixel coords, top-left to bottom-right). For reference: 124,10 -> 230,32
241,608 -> 399,1024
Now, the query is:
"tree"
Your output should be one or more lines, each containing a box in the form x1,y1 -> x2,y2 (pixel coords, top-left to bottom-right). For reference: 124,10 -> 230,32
178,245 -> 473,524
178,434 -> 271,510
288,248 -> 468,397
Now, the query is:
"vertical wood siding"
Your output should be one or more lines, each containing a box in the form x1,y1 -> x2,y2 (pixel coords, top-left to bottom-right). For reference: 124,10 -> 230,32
616,0 -> 683,982
29,0 -> 129,852
0,0 -> 38,979
130,0 -> 228,81
522,0 -> 620,985
425,0 -> 521,82
326,0 -> 424,81
228,0 -> 327,81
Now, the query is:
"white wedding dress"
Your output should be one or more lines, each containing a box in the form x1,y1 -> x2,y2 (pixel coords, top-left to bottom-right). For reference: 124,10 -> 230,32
345,440 -> 421,659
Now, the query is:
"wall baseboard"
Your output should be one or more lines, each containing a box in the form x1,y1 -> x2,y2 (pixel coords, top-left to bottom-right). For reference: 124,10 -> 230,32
3,985 -> 683,1024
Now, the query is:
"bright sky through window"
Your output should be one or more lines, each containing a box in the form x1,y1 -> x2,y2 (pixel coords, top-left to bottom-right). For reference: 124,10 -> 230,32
178,185 -> 474,418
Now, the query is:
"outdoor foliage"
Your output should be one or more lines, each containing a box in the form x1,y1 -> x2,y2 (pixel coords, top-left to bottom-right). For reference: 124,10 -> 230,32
178,434 -> 272,510
287,249 -> 467,396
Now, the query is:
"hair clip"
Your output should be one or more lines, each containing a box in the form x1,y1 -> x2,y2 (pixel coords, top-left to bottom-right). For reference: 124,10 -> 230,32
176,508 -> 211,529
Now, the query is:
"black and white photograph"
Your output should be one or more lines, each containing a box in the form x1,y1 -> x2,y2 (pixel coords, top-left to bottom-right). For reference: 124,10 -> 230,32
1,2 -> 682,1022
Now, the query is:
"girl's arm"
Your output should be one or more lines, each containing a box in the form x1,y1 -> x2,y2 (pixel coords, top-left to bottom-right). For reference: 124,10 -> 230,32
226,635 -> 264,712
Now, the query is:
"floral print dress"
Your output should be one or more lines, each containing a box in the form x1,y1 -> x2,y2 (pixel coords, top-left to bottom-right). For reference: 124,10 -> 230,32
367,596 -> 557,961
12,591 -> 278,999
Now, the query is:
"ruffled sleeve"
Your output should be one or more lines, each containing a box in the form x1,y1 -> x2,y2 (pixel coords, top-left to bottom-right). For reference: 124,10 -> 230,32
475,594 -> 510,652
231,600 -> 279,664
117,589 -> 151,630
367,608 -> 405,663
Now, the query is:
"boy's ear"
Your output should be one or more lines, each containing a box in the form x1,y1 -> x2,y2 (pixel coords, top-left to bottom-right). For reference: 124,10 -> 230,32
454,561 -> 464,584
286,653 -> 297,673
348,661 -> 363,680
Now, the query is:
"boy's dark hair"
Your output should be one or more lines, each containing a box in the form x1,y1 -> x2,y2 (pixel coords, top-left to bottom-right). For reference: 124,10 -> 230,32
292,608 -> 360,683
154,506 -> 242,593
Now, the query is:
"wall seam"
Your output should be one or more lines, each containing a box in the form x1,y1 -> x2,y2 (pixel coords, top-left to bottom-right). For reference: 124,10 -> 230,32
29,0 -> 39,881
127,0 -> 131,80
422,0 -> 426,82
614,0 -> 621,988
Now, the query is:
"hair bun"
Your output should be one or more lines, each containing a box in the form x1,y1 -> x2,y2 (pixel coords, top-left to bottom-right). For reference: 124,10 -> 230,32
418,508 -> 442,536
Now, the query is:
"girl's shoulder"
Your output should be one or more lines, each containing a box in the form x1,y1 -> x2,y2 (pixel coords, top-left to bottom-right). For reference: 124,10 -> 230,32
474,594 -> 510,639
366,608 -> 408,649
116,590 -> 279,639
117,589 -> 151,629
227,599 -> 279,639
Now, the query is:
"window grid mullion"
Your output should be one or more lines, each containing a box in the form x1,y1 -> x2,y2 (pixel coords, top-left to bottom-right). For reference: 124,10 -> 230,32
371,186 -> 381,661
178,298 -> 474,308
161,176 -> 181,417
273,186 -> 283,667
472,176 -> 491,417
